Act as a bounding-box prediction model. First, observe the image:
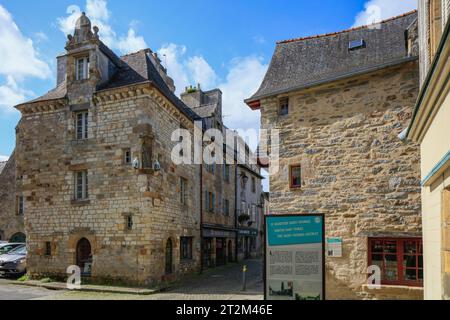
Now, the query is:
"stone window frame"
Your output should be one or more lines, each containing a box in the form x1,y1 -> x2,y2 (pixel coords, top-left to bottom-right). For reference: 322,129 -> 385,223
251,177 -> 256,193
123,148 -> 132,165
289,164 -> 302,189
368,237 -> 423,287
45,242 -> 52,257
75,55 -> 90,81
126,215 -> 133,231
180,237 -> 193,261
223,164 -> 231,183
74,170 -> 89,201
180,177 -> 188,205
75,111 -> 89,140
205,191 -> 215,213
15,195 -> 24,216
223,199 -> 230,216
278,97 -> 289,116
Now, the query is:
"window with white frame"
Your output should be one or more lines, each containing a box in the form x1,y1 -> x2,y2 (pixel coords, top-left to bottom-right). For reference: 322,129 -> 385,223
75,171 -> 88,200
76,111 -> 88,140
76,56 -> 90,80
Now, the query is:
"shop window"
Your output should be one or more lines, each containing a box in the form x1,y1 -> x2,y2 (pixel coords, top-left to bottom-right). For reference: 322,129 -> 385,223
368,238 -> 423,286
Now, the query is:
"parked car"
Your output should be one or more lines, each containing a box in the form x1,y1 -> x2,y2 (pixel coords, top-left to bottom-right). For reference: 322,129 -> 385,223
0,243 -> 25,256
0,245 -> 27,277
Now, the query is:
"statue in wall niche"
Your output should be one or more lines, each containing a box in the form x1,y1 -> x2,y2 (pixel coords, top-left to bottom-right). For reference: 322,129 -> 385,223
141,139 -> 153,169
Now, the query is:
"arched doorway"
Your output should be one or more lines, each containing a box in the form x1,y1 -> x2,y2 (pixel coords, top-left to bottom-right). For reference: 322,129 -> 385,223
165,239 -> 173,275
228,240 -> 233,263
9,232 -> 26,243
76,238 -> 92,276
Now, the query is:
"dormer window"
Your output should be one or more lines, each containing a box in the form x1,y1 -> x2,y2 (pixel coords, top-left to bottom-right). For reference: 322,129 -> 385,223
349,39 -> 366,51
76,56 -> 90,80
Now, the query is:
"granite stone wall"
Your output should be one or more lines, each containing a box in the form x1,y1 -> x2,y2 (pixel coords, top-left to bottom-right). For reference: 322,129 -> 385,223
15,85 -> 201,286
259,61 -> 423,299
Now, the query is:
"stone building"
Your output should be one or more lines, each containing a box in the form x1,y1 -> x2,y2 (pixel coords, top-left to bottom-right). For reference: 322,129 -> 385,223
181,87 -> 238,268
246,12 -> 423,299
407,0 -> 450,300
0,153 -> 26,243
13,13 -> 203,285
236,149 -> 265,261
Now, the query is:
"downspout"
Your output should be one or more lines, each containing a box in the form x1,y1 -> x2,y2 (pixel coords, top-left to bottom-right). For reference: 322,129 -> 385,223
200,163 -> 203,273
235,164 -> 239,263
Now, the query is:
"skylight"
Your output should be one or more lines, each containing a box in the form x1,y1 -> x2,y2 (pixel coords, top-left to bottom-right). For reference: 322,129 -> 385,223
349,39 -> 366,51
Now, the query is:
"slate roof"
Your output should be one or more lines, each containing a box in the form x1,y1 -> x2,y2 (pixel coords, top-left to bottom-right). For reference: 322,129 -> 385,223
20,47 -> 200,120
246,11 -> 418,104
189,103 -> 217,118
0,162 -> 6,175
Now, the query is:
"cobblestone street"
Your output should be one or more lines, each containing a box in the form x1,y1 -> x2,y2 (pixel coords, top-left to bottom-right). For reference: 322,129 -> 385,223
0,259 -> 263,300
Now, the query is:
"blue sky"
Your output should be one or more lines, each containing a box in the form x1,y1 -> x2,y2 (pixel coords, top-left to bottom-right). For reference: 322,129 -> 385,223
0,0 -> 417,161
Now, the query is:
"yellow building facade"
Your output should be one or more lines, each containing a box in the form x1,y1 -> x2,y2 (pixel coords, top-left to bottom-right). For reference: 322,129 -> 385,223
407,0 -> 450,300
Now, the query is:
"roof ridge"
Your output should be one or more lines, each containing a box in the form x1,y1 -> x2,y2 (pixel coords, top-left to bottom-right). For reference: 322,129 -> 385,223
277,10 -> 417,44
120,48 -> 152,58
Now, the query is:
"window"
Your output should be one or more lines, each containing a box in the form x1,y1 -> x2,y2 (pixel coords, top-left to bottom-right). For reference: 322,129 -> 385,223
45,242 -> 52,256
16,195 -> 24,216
251,204 -> 257,222
223,165 -> 230,183
278,97 -> 289,116
223,199 -> 230,216
75,171 -> 88,200
348,39 -> 366,51
75,111 -> 88,140
251,177 -> 256,193
76,56 -> 90,80
290,165 -> 302,189
180,177 -> 187,205
368,238 -> 423,286
180,237 -> 193,260
205,191 -> 215,213
124,149 -> 131,165
125,215 -> 133,231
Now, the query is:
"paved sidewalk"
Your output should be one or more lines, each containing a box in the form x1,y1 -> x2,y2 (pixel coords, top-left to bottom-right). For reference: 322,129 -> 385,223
1,259 -> 264,300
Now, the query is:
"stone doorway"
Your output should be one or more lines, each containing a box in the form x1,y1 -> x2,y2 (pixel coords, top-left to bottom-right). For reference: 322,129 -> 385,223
216,238 -> 226,266
9,232 -> 26,243
228,240 -> 233,263
76,238 -> 92,276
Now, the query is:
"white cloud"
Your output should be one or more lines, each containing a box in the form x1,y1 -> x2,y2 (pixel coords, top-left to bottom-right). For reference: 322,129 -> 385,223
117,28 -> 147,55
158,44 -> 218,94
353,0 -> 417,27
0,5 -> 50,112
0,155 -> 9,162
158,42 -> 268,146
57,0 -> 147,54
219,56 -> 268,133
0,5 -> 51,80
